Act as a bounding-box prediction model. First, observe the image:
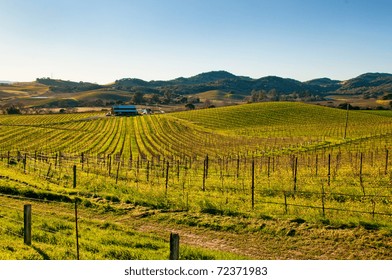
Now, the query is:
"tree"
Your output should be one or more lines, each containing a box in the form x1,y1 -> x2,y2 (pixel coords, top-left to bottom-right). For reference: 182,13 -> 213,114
161,91 -> 173,104
202,99 -> 216,108
185,103 -> 195,110
131,92 -> 145,104
148,94 -> 160,104
6,104 -> 22,114
250,90 -> 267,102
267,89 -> 279,101
187,96 -> 200,104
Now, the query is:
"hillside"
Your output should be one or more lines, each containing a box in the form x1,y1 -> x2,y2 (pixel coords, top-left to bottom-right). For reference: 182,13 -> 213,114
1,102 -> 392,260
304,78 -> 341,92
336,73 -> 392,97
173,101 -> 392,141
1,72 -> 392,109
36,78 -> 103,93
114,71 -> 392,104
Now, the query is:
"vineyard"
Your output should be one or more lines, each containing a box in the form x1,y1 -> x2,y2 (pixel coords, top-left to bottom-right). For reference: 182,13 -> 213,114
1,102 -> 392,259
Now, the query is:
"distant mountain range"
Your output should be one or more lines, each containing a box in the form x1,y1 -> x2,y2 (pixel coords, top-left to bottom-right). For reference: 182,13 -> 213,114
34,71 -> 392,99
112,71 -> 392,99
2,71 -> 391,109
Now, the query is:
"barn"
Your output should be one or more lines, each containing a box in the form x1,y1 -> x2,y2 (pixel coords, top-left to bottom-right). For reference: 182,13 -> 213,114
112,105 -> 138,116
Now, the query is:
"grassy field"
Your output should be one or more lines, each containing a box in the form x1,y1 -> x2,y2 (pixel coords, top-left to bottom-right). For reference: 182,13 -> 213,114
1,102 -> 392,259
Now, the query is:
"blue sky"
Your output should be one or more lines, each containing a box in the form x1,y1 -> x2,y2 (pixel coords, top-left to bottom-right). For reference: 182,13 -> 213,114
0,0 -> 391,84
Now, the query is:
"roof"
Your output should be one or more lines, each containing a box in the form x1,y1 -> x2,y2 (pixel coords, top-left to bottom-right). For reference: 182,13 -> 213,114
112,105 -> 137,109
112,105 -> 138,115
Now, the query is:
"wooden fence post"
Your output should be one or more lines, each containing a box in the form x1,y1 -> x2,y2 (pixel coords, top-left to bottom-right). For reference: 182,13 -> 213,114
24,204 -> 32,246
46,163 -> 52,178
360,153 -> 365,196
202,157 -> 206,191
115,161 -> 120,184
267,157 -> 270,178
169,232 -> 180,260
327,154 -> 331,187
166,161 -> 170,193
284,192 -> 288,214
205,154 -> 209,179
321,183 -> 325,218
23,153 -> 27,173
293,157 -> 298,192
75,200 -> 80,260
146,160 -> 150,182
55,153 -> 58,168
108,154 -> 112,176
73,165 -> 77,188
251,159 -> 255,210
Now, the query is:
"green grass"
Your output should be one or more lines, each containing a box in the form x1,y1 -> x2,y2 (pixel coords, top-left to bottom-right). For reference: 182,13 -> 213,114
1,102 -> 392,259
0,194 -> 246,260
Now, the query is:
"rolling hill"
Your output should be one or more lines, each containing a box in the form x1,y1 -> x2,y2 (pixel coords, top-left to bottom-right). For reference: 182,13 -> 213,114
336,73 -> 392,97
112,71 -> 392,102
1,102 -> 392,260
1,71 -> 391,109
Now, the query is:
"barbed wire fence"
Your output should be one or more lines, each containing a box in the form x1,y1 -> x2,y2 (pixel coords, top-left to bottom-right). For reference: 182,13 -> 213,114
0,193 -> 80,259
1,148 -> 392,258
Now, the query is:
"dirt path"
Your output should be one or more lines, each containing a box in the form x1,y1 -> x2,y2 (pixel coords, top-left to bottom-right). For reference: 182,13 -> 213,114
115,210 -> 392,260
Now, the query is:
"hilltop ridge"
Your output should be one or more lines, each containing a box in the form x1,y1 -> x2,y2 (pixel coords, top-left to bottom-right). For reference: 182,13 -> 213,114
1,71 -> 392,109
113,71 -> 392,97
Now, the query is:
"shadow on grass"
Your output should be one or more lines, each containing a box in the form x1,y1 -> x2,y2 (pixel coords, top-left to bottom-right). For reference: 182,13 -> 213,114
32,245 -> 51,260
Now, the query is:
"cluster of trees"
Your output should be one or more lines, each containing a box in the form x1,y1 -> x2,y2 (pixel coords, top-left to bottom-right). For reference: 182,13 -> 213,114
128,92 -> 200,105
0,103 -> 49,114
244,89 -> 323,103
0,104 -> 22,114
0,103 -> 79,114
36,78 -> 102,93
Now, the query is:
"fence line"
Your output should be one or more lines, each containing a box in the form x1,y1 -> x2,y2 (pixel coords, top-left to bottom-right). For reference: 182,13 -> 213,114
258,199 -> 392,217
0,224 -> 23,238
0,192 -> 72,205
0,197 -> 181,260
1,178 -> 391,218
0,198 -> 79,258
2,148 -> 392,222
0,215 -> 24,225
0,202 -> 23,211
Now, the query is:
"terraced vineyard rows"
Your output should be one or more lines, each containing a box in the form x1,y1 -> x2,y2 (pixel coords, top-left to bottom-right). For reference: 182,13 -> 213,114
175,102 -> 392,142
1,102 -> 392,163
1,102 -> 392,259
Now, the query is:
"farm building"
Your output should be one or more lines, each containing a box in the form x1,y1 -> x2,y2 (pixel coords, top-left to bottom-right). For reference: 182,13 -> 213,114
112,105 -> 138,116
141,108 -> 153,115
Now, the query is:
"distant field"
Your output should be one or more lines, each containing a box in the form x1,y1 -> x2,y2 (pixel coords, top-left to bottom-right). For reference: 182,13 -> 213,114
1,102 -> 392,259
361,110 -> 392,117
0,83 -> 49,97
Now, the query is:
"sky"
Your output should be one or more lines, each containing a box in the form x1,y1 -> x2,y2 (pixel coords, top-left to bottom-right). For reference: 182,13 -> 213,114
0,0 -> 391,84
